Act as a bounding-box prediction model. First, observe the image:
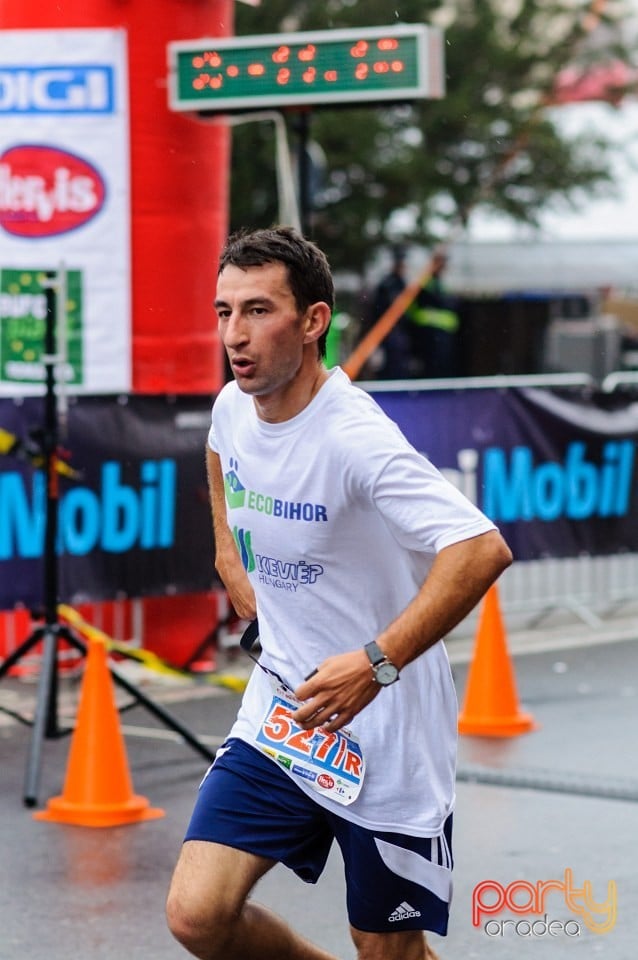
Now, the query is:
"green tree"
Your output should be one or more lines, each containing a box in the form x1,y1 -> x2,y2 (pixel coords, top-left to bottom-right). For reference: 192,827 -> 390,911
230,0 -> 634,272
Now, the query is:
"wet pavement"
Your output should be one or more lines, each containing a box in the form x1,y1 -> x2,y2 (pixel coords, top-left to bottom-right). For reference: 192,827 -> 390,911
1,620 -> 637,960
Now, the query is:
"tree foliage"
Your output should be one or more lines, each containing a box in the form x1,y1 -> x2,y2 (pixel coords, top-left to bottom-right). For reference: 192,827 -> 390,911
230,0 -> 633,271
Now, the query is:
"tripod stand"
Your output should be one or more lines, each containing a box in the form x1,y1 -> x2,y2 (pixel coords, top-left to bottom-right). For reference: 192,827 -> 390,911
0,270 -> 215,808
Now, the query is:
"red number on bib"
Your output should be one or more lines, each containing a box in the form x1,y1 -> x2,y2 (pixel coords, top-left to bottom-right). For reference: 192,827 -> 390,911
313,729 -> 338,760
287,728 -> 314,755
263,703 -> 293,742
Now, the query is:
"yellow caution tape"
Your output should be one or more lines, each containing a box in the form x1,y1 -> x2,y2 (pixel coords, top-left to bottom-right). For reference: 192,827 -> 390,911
58,604 -> 248,693
0,426 -> 81,478
0,427 -> 19,455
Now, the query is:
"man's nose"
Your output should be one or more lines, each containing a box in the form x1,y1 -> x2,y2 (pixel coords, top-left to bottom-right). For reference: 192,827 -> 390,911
223,313 -> 248,345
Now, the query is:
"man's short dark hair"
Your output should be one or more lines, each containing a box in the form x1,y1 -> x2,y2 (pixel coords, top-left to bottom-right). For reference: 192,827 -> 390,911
218,226 -> 335,358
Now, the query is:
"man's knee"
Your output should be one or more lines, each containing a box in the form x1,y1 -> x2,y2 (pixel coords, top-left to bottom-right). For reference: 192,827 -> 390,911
166,840 -> 272,958
165,875 -> 236,957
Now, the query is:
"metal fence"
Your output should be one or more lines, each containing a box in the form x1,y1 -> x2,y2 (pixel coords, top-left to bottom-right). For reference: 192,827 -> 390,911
497,552 -> 638,627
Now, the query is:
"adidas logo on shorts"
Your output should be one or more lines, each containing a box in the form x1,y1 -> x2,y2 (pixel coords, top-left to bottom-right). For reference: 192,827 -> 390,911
388,901 -> 422,922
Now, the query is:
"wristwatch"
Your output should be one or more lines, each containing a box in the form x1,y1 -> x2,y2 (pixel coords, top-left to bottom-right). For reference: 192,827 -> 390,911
364,640 -> 399,686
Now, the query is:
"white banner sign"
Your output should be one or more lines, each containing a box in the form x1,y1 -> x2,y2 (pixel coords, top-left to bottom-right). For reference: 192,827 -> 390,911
0,28 -> 131,395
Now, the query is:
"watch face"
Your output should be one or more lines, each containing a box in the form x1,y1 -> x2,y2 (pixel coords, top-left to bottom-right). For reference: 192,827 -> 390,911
374,661 -> 399,685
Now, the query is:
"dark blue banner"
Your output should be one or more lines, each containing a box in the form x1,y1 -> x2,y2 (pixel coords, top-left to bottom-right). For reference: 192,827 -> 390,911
371,385 -> 638,561
2,385 -> 637,610
0,395 -> 217,610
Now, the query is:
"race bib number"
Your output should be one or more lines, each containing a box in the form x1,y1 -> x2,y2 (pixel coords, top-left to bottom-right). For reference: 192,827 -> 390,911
255,688 -> 365,805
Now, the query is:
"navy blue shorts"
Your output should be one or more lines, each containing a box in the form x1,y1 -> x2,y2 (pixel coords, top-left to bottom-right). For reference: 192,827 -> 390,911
185,737 -> 453,935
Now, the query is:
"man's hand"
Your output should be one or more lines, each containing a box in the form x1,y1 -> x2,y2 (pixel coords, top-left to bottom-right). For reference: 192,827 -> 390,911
293,648 -> 381,733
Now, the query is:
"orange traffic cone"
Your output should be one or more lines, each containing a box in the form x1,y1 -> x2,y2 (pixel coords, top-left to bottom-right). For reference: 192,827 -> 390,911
34,637 -> 164,827
458,584 -> 536,737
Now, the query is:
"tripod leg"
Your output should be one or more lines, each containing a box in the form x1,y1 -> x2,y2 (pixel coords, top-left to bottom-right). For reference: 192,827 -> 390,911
23,625 -> 59,808
108,664 -> 215,762
57,626 -> 215,763
0,627 -> 46,680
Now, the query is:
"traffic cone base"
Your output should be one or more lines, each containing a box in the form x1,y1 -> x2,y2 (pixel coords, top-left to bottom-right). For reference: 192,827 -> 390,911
33,637 -> 165,827
458,583 -> 537,738
458,711 -> 536,738
34,795 -> 164,828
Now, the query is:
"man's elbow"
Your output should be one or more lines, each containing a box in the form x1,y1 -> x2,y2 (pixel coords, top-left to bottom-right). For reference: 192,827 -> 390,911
486,531 -> 513,579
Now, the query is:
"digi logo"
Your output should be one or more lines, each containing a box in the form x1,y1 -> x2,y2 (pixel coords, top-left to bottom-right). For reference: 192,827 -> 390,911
0,65 -> 114,114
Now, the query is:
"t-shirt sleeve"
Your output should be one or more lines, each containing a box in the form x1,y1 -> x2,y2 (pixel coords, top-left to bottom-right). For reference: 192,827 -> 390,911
208,419 -> 218,453
345,410 -> 495,554
373,447 -> 495,553
208,383 -> 234,453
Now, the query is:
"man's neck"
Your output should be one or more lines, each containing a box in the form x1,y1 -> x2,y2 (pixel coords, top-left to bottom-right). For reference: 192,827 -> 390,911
253,363 -> 330,424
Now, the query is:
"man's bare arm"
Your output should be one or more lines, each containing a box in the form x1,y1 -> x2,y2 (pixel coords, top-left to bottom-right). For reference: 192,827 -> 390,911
206,447 -> 257,620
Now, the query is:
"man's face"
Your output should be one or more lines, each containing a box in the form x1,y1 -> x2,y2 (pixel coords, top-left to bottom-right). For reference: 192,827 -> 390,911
215,261 -> 308,399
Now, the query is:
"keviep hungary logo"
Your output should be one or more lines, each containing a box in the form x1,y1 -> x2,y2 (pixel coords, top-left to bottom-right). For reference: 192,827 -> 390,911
232,523 -> 324,593
232,526 -> 255,573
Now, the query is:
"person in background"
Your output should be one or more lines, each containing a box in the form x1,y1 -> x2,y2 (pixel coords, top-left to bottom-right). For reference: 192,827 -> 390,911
166,226 -> 512,960
406,248 -> 461,379
371,245 -> 414,379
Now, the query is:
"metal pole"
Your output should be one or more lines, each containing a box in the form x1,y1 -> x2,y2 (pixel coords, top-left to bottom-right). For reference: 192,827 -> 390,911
296,111 -> 311,237
23,271 -> 62,806
42,272 -> 59,631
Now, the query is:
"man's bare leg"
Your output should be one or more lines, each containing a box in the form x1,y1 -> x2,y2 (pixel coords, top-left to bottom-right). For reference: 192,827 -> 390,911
166,840 -> 338,960
350,926 -> 441,960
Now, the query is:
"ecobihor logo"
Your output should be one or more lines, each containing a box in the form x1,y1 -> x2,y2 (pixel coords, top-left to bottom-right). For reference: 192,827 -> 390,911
224,459 -> 325,593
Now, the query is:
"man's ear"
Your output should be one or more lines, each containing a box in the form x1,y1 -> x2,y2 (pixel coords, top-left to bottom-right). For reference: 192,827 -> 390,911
303,302 -> 332,346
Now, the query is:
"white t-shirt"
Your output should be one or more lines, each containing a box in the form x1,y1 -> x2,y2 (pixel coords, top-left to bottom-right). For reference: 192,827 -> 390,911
209,367 -> 495,837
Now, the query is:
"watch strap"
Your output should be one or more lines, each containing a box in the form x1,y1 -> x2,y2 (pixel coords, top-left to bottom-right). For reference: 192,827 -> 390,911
364,640 -> 386,666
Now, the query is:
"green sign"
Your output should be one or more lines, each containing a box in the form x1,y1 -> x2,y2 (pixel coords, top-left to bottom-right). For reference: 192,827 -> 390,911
0,269 -> 83,385
168,24 -> 443,113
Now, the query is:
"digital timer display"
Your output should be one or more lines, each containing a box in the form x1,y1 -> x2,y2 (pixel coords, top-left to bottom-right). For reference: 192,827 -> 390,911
168,24 -> 443,113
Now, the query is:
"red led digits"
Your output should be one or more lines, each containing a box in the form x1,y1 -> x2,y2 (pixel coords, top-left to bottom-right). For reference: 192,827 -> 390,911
350,40 -> 369,58
272,45 -> 290,64
298,44 -> 316,62
302,67 -> 316,84
378,38 -> 399,51
247,63 -> 265,76
226,65 -> 239,78
194,51 -> 221,68
191,50 -> 223,82
193,73 -> 223,90
277,68 -> 291,85
355,63 -> 369,80
324,70 -> 338,82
